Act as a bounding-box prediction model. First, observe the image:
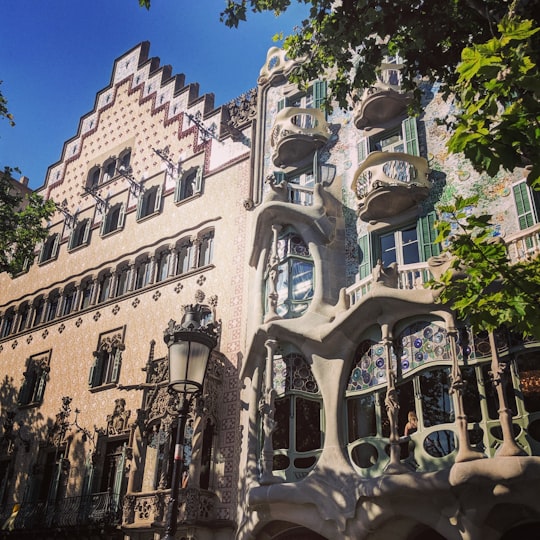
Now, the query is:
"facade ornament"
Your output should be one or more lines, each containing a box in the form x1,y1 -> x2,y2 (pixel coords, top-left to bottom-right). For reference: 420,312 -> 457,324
107,398 -> 131,435
243,198 -> 254,210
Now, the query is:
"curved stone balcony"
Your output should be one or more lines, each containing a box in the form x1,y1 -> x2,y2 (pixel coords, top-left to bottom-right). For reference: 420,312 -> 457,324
271,107 -> 330,168
353,63 -> 412,130
352,151 -> 430,222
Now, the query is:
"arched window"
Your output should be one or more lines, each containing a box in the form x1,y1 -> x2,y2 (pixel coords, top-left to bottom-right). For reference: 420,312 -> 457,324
176,239 -> 193,275
155,249 -> 170,282
265,227 -> 314,318
101,203 -> 125,236
137,185 -> 162,220
115,265 -> 130,297
68,218 -> 91,250
175,166 -> 202,202
97,272 -> 113,303
134,257 -> 152,289
270,346 -> 322,480
198,229 -> 214,267
0,309 -> 15,338
39,233 -> 60,264
87,167 -> 101,189
102,158 -> 117,182
18,352 -> 50,406
118,150 -> 131,171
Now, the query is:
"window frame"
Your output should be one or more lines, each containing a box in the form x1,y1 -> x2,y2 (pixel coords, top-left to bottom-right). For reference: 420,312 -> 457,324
18,351 -> 51,408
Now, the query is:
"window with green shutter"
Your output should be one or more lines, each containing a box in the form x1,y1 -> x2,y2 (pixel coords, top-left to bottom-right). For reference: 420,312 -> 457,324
513,181 -> 539,230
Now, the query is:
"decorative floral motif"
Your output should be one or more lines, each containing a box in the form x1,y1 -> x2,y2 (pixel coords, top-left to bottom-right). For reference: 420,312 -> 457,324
152,291 -> 161,301
93,312 -> 101,321
42,329 -> 49,339
132,298 -> 140,308
196,275 -> 206,286
174,283 -> 183,294
75,318 -> 83,327
112,304 -> 121,315
58,324 -> 65,334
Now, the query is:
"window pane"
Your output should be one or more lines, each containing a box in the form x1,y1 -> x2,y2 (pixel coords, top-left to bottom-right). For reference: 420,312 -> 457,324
295,397 -> 321,452
290,260 -> 313,300
401,227 -> 420,265
462,366 -> 482,422
273,397 -> 290,450
420,368 -> 454,426
517,353 -> 540,413
380,233 -> 397,266
348,395 -> 377,442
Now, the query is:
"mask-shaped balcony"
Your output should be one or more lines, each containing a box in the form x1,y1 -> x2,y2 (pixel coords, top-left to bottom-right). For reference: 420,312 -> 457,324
352,151 -> 430,222
271,107 -> 330,168
353,62 -> 412,130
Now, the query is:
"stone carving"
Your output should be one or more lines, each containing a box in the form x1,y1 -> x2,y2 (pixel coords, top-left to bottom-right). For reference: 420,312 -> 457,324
107,398 -> 131,435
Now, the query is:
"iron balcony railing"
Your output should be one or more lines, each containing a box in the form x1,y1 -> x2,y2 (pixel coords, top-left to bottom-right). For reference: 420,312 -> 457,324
7,491 -> 121,532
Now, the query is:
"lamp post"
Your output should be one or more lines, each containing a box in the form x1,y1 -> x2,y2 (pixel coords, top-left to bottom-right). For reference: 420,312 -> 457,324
161,304 -> 217,540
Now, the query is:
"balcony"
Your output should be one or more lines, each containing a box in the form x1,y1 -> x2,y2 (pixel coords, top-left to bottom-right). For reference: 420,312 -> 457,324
505,222 -> 540,263
353,61 -> 412,130
7,491 -> 121,533
271,107 -> 330,168
122,487 -> 219,529
352,151 -> 430,222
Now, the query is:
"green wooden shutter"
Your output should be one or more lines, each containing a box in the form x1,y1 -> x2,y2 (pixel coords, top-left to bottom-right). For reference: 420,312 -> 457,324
313,150 -> 319,184
47,459 -> 63,504
418,212 -> 441,261
112,444 -> 128,509
358,233 -> 372,279
111,348 -> 122,384
513,182 -> 537,230
154,185 -> 163,213
118,203 -> 126,229
88,353 -> 102,388
277,98 -> 287,112
313,80 -> 327,119
402,117 -> 419,156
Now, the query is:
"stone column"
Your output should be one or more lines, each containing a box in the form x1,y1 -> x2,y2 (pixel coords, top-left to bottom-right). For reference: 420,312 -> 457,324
488,331 -> 525,456
264,225 -> 282,323
447,324 -> 484,462
382,324 -> 407,474
259,339 -> 281,485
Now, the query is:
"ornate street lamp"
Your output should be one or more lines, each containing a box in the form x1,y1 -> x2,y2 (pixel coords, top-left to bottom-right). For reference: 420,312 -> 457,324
161,304 -> 218,540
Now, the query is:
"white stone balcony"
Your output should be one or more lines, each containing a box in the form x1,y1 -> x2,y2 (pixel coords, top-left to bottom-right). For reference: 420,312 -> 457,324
270,107 -> 330,168
353,61 -> 412,130
505,223 -> 540,263
352,151 -> 430,222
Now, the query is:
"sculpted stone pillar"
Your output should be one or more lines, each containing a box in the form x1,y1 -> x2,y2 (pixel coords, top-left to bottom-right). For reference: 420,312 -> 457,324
488,331 -> 525,456
447,324 -> 484,462
264,225 -> 282,323
382,324 -> 408,474
259,339 -> 281,485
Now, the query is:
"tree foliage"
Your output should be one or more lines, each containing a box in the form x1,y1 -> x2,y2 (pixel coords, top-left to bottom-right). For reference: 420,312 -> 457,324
0,81 -> 15,127
430,196 -> 540,340
0,167 -> 56,277
447,12 -> 540,188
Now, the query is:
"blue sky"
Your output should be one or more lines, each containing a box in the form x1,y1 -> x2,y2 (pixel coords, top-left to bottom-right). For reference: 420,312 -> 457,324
0,1 -> 307,190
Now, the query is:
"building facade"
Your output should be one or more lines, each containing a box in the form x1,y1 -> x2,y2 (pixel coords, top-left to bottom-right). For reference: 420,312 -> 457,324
1,42 -> 540,540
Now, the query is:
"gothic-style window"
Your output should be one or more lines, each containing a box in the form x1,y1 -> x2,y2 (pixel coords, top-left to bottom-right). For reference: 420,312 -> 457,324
176,240 -> 193,275
266,227 -> 314,319
0,309 -> 15,338
45,292 -> 59,322
101,203 -> 125,236
88,331 -> 124,389
134,258 -> 152,289
18,352 -> 50,407
80,279 -> 93,310
119,150 -> 131,171
198,230 -> 214,267
115,266 -> 130,297
87,167 -> 101,189
98,272 -> 112,303
32,297 -> 45,327
155,249 -> 170,282
102,158 -> 117,182
17,303 -> 30,332
175,167 -> 202,202
137,185 -> 162,220
39,233 -> 60,264
271,347 -> 322,479
68,218 -> 91,250
62,286 -> 76,316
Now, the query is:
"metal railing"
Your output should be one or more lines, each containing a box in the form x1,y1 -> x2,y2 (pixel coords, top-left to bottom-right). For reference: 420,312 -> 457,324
9,491 -> 121,532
